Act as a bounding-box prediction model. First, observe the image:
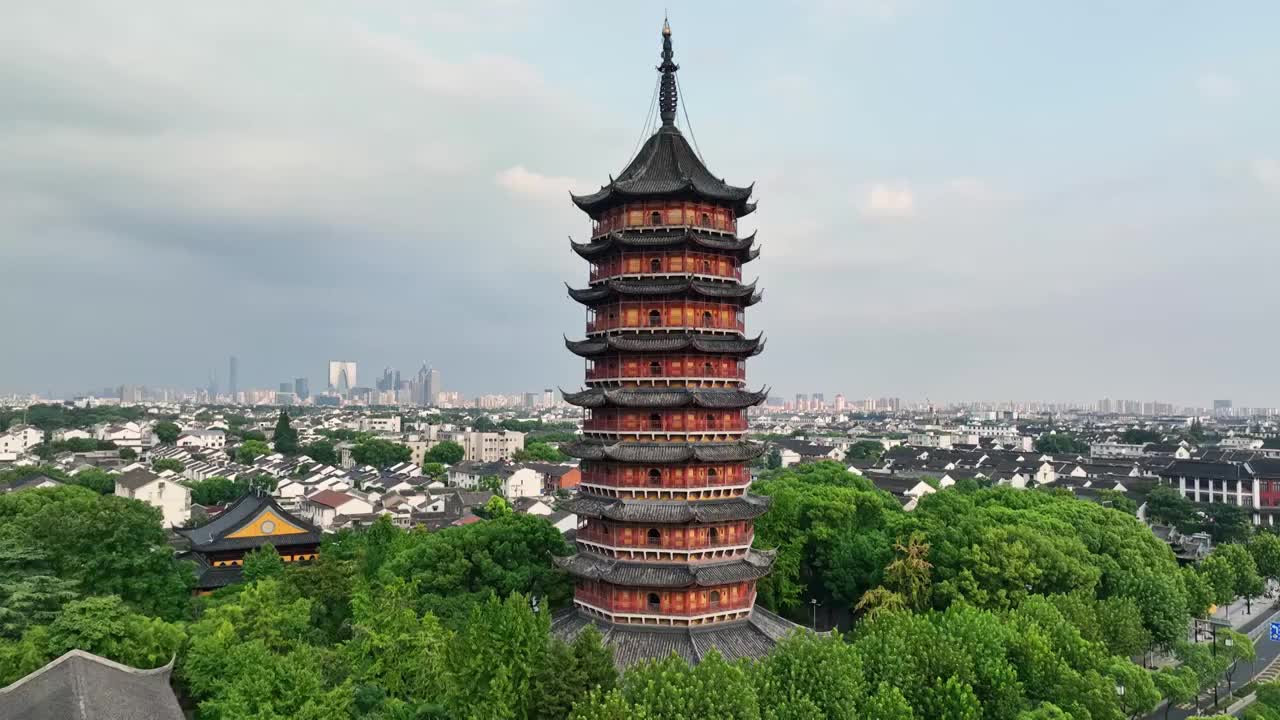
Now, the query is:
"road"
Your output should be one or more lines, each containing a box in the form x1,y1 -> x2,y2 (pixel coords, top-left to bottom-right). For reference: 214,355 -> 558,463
1146,604 -> 1280,720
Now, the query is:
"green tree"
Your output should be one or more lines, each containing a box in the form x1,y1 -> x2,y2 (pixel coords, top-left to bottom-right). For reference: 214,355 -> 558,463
303,439 -> 338,465
68,468 -> 116,494
1199,554 -> 1238,611
243,544 -> 286,583
0,486 -> 192,619
1121,428 -> 1162,444
482,495 -> 513,518
274,410 -> 301,455
422,462 -> 447,481
425,441 -> 465,465
442,593 -> 549,720
1194,503 -> 1253,544
1251,532 -> 1280,586
844,441 -> 885,462
189,476 -> 242,506
512,441 -> 568,462
1033,433 -> 1090,455
236,439 -> 271,464
151,458 -> 184,474
118,447 -> 137,460
153,421 -> 181,445
1107,657 -> 1161,719
1183,565 -> 1215,617
1146,485 -> 1194,527
766,448 -> 782,469
344,577 -> 446,714
350,439 -> 412,468
752,631 -> 866,719
1153,667 -> 1199,720
1216,543 -> 1265,613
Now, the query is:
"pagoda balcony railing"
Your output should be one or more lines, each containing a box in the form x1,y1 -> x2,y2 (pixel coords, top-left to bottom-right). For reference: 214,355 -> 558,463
585,356 -> 745,383
586,301 -> 745,334
573,590 -> 756,618
582,412 -> 747,434
575,527 -> 754,552
578,484 -> 749,501
590,252 -> 741,283
590,201 -> 737,238
581,467 -> 749,489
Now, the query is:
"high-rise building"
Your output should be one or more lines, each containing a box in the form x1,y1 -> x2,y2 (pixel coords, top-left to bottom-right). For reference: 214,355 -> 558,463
328,361 -> 357,394
834,393 -> 846,412
279,382 -> 292,394
427,368 -> 441,406
1214,399 -> 1233,417
228,356 -> 239,399
551,21 -> 795,666
543,388 -> 555,407
294,377 -> 309,400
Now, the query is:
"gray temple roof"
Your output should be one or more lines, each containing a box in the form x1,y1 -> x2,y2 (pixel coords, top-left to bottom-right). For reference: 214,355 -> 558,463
562,387 -> 768,410
175,492 -> 321,551
550,605 -> 806,670
571,126 -> 755,216
571,230 -> 760,262
565,332 -> 765,358
566,494 -> 772,523
567,278 -> 761,307
0,649 -> 184,720
555,549 -> 776,588
563,439 -> 765,464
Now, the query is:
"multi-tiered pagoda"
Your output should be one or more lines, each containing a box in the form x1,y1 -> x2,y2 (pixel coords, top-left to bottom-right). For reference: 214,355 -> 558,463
551,21 -> 800,669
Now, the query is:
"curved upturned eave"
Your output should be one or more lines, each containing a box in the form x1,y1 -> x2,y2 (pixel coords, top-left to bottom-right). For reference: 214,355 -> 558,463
570,127 -> 755,217
564,332 -> 766,358
562,439 -> 766,464
561,386 -> 769,410
566,278 -> 760,307
569,230 -> 760,261
566,493 -> 773,523
554,548 -> 777,588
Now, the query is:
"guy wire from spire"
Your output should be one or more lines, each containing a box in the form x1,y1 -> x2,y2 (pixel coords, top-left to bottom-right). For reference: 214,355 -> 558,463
630,75 -> 661,162
675,74 -> 706,163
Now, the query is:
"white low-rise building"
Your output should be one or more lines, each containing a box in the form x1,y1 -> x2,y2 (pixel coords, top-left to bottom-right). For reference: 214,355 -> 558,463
114,468 -> 191,527
177,429 -> 225,450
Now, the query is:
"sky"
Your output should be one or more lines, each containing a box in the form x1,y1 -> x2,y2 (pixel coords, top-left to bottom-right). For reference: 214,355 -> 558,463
2,1 -> 1278,406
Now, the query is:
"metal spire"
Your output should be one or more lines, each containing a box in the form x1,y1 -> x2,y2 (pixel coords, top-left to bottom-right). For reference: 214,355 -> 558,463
658,16 -> 679,127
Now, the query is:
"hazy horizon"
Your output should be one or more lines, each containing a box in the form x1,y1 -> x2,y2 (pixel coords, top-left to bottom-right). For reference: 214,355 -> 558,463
3,2 -> 1277,405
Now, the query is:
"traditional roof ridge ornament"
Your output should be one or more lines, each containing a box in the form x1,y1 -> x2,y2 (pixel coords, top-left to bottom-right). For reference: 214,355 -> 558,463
659,18 -> 679,127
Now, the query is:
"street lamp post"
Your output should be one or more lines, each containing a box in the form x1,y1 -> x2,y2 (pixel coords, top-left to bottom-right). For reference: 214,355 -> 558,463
1115,682 -> 1126,719
809,598 -> 820,630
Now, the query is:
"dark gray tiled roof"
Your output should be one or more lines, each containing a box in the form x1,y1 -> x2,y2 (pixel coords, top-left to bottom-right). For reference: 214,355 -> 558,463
0,649 -> 184,720
550,605 -> 805,670
567,278 -> 761,306
564,440 -> 764,464
176,492 -> 320,548
570,126 -> 754,216
571,230 -> 760,262
555,549 -> 776,588
565,333 -> 765,358
114,468 -> 160,491
566,494 -> 771,523
562,387 -> 768,410
1157,460 -> 1252,481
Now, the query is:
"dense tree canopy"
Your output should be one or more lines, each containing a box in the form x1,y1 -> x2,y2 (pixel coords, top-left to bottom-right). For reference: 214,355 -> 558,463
153,421 -> 181,445
1033,432 -> 1090,455
513,441 -> 568,462
235,439 -> 270,464
273,410 -> 300,455
424,440 -> 465,465
350,438 -> 412,468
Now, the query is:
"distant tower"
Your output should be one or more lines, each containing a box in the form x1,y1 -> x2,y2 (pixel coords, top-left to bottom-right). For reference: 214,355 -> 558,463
228,356 -> 239,400
427,368 -> 441,406
553,19 -> 797,668
294,377 -> 310,400
328,361 -> 357,394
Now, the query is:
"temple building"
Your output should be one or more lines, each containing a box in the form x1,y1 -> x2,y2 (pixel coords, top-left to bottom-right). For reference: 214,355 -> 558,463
551,21 -> 801,668
178,493 -> 321,593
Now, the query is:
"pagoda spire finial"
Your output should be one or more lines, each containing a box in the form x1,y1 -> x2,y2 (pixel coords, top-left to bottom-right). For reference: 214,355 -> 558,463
658,16 -> 679,127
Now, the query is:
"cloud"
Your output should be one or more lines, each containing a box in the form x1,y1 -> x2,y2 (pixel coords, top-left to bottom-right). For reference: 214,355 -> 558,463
495,165 -> 584,200
859,183 -> 916,218
1254,158 -> 1280,194
1195,72 -> 1240,100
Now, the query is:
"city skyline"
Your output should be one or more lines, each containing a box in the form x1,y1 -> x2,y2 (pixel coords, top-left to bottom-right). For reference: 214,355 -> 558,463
2,3 -> 1278,403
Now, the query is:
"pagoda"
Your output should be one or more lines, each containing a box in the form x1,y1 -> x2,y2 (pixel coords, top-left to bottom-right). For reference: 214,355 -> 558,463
551,21 -> 799,669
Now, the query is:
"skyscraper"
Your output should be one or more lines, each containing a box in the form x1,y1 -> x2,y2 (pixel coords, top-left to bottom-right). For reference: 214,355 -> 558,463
427,368 -> 441,406
551,20 -> 796,667
294,377 -> 309,400
228,356 -> 239,400
328,361 -> 357,393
